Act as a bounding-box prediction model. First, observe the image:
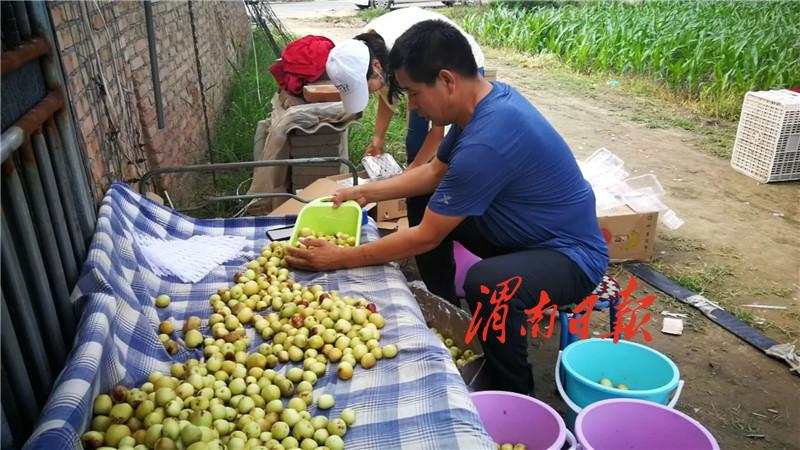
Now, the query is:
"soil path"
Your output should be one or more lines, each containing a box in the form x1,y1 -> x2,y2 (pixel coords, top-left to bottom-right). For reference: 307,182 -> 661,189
282,15 -> 800,449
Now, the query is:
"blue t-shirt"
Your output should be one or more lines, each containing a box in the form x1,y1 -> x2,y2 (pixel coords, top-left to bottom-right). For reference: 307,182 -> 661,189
429,82 -> 608,285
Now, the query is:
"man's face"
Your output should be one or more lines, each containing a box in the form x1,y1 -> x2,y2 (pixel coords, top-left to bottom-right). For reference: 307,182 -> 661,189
395,68 -> 452,126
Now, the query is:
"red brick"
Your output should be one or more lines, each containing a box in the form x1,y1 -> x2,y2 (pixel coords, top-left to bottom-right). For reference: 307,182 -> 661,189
62,51 -> 78,74
130,56 -> 145,70
80,116 -> 95,139
134,39 -> 147,55
58,27 -> 73,48
91,11 -> 104,30
50,4 -> 65,27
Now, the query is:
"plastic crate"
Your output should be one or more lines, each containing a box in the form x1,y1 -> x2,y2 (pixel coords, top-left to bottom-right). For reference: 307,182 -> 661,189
731,89 -> 800,183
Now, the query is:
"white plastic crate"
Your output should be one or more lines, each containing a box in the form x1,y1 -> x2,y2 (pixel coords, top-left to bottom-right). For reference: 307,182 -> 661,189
731,89 -> 800,183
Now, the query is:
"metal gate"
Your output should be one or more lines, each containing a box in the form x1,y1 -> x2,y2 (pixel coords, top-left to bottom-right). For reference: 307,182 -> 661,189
1,1 -> 97,447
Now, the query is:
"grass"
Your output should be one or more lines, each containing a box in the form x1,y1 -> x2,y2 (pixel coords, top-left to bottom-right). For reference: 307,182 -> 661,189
184,29 -> 283,217
347,96 -> 410,169
648,259 -> 795,337
212,32 -> 281,182
658,234 -> 705,252
672,264 -> 734,295
356,8 -> 389,22
460,1 -> 800,120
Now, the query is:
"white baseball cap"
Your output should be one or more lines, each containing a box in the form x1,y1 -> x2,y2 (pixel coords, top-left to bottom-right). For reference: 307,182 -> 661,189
326,40 -> 370,113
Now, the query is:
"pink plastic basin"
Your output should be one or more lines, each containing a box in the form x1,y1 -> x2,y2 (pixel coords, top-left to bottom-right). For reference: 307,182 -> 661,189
470,391 -> 568,450
576,398 -> 719,450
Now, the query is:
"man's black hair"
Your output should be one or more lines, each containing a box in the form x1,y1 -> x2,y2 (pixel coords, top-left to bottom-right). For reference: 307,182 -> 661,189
354,31 -> 400,103
389,20 -> 478,90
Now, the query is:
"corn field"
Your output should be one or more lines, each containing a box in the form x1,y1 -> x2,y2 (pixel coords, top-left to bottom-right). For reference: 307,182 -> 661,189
462,1 -> 800,119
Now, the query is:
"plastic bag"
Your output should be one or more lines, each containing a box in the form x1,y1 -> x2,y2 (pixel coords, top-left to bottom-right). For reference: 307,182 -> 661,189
362,154 -> 403,180
582,149 -> 684,230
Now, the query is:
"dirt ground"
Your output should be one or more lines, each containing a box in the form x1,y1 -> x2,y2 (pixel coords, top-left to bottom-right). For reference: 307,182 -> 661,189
283,14 -> 800,449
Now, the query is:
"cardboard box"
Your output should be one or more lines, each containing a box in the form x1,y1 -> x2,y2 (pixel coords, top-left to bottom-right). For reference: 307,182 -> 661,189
325,172 -> 408,224
269,178 -> 362,216
376,197 -> 407,221
408,281 -> 491,391
597,205 -> 658,262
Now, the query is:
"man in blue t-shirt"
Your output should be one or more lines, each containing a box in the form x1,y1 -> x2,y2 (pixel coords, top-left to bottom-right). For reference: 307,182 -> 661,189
286,20 -> 608,395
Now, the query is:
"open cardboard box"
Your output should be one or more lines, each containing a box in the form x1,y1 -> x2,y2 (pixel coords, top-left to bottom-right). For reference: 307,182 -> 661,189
597,205 -> 658,262
408,281 -> 491,391
268,178 -> 376,216
325,172 -> 408,229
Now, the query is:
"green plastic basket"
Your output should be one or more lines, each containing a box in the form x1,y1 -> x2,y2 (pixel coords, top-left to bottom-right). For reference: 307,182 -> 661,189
289,196 -> 362,247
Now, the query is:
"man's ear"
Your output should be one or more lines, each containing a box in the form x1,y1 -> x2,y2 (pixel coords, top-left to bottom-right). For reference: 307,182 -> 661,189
438,69 -> 457,94
372,59 -> 382,75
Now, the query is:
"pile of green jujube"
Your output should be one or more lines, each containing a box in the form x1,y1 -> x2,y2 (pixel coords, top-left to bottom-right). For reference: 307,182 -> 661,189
296,228 -> 356,248
83,241 -> 398,449
496,443 -> 527,450
82,361 -> 355,450
430,328 -> 480,369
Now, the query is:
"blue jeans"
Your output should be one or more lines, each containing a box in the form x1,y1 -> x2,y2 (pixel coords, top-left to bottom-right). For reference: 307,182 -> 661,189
405,67 -> 485,163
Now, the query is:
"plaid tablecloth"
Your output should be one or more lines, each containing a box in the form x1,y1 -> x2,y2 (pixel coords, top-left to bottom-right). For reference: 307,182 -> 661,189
24,183 -> 494,450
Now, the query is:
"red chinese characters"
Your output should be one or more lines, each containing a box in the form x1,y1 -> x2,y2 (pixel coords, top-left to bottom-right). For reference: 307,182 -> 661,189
520,291 -> 557,339
568,294 -> 599,340
465,276 -> 522,345
465,274 -> 654,344
600,276 -> 654,343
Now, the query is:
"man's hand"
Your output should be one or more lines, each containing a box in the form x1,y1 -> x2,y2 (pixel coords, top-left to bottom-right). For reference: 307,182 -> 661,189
364,136 -> 384,157
331,187 -> 368,208
285,239 -> 349,271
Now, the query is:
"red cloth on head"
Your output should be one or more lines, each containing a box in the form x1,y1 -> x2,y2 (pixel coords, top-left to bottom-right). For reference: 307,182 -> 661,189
269,35 -> 335,95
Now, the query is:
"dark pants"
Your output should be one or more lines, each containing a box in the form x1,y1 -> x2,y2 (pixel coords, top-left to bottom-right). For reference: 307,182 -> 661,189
407,194 -> 597,395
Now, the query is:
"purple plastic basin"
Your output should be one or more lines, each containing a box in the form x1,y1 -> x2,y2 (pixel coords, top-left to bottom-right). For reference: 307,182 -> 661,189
576,398 -> 719,450
470,391 -> 567,450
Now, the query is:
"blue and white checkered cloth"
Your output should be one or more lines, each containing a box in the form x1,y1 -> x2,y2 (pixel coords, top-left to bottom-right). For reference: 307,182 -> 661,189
25,183 -> 494,450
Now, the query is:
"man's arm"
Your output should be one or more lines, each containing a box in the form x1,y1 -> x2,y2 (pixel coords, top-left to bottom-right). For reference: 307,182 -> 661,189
285,208 -> 464,271
333,156 -> 448,206
407,125 -> 445,169
364,98 -> 393,156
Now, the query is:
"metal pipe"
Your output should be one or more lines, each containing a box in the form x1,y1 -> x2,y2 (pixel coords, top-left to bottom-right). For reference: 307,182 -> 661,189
0,127 -> 24,163
29,0 -> 99,231
31,130 -> 80,288
19,140 -> 76,343
0,92 -> 64,166
139,157 -> 359,194
4,91 -> 64,137
143,0 -> 165,129
41,126 -> 88,265
51,116 -> 97,244
1,161 -> 67,371
0,402 -> 22,450
12,0 -> 32,40
0,213 -> 54,405
204,192 -> 308,203
0,37 -> 47,76
1,292 -> 40,432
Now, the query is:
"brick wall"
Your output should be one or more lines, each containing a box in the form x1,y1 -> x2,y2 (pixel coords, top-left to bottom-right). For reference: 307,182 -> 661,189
48,0 -> 250,200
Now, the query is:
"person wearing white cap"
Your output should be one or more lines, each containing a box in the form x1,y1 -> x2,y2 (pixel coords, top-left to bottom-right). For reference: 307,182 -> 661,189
326,7 -> 484,169
326,8 -> 485,296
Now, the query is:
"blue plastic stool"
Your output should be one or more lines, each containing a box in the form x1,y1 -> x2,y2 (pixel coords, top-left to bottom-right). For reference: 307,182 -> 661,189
558,275 -> 621,351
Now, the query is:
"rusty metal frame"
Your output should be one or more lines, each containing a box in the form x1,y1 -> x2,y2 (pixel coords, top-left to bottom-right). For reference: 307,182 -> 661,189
139,156 -> 359,210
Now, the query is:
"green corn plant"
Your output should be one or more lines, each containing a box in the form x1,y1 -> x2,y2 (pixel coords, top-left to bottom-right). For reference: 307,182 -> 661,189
461,0 -> 800,119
